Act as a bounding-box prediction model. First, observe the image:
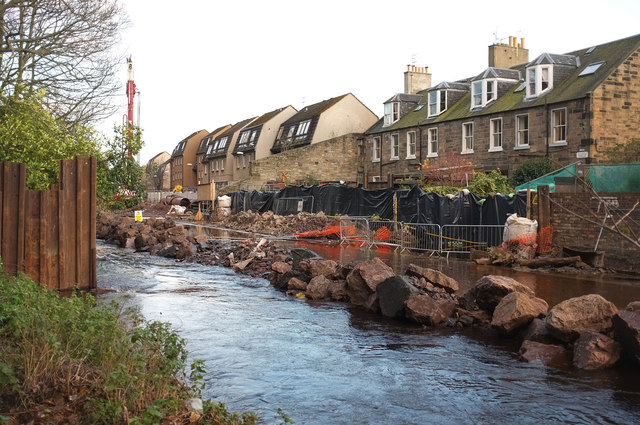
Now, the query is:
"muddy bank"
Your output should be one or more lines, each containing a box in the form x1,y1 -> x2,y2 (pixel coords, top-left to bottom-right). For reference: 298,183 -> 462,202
97,212 -> 640,372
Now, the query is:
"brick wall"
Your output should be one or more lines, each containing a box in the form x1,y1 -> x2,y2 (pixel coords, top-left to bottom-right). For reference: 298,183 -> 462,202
246,133 -> 362,185
549,192 -> 640,271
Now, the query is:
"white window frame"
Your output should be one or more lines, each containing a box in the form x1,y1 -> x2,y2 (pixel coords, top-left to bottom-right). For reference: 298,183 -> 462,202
489,118 -> 503,152
427,128 -> 438,158
296,119 -> 311,138
249,130 -> 258,142
462,122 -> 474,154
515,114 -> 530,149
406,131 -> 416,159
238,131 -> 249,145
428,90 -> 447,117
526,65 -> 553,98
551,108 -> 567,146
217,136 -> 228,150
372,136 -> 381,162
471,79 -> 497,109
390,133 -> 399,160
384,102 -> 400,126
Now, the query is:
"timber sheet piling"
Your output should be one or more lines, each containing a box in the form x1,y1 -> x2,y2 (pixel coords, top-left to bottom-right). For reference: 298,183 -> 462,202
0,157 -> 96,290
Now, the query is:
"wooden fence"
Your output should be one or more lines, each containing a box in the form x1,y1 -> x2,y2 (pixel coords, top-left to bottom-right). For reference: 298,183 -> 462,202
0,156 -> 96,290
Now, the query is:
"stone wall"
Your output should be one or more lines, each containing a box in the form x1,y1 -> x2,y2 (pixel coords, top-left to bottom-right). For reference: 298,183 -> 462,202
590,47 -> 640,161
246,133 -> 362,186
549,192 -> 640,271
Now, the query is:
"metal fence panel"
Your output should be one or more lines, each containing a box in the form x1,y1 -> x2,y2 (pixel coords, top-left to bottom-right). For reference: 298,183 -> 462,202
441,224 -> 506,253
400,223 -> 442,252
273,196 -> 314,215
339,216 -> 370,246
368,220 -> 402,249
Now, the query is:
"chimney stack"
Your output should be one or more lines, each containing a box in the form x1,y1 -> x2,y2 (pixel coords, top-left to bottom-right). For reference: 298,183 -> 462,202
404,65 -> 431,94
488,35 -> 529,68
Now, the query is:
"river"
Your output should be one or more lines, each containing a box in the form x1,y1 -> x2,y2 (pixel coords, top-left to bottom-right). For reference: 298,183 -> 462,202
97,239 -> 640,425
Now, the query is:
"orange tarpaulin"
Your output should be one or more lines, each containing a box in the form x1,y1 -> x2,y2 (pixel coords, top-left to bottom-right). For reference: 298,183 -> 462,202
295,225 -> 353,238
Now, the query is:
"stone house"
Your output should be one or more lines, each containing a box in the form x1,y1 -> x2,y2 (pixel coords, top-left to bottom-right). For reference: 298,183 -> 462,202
231,105 -> 297,182
169,129 -> 209,190
203,117 -> 256,189
364,33 -> 640,188
271,93 -> 378,155
145,151 -> 171,190
196,124 -> 231,200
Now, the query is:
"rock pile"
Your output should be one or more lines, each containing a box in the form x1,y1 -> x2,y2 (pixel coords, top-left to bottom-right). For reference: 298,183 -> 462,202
98,213 -> 640,371
222,210 -> 335,236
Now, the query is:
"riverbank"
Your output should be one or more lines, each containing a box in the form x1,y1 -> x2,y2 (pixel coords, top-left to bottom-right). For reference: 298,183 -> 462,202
96,211 -> 640,372
0,269 -> 259,424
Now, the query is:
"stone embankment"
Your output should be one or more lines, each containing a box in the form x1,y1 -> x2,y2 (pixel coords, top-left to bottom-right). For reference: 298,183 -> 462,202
97,212 -> 640,371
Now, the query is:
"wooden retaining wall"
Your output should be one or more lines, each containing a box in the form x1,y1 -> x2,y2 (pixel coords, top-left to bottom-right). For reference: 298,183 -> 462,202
0,157 -> 96,290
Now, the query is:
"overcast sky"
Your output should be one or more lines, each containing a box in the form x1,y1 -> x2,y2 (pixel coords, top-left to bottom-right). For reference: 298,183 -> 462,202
101,0 -> 640,164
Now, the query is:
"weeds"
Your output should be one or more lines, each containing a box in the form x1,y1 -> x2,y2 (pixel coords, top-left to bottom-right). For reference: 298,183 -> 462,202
0,269 -> 257,424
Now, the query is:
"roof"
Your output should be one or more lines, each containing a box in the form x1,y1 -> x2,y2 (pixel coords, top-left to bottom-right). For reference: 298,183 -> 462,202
471,67 -> 521,81
171,130 -> 206,158
280,93 -> 350,125
204,117 -> 256,160
384,93 -> 422,104
366,33 -> 640,133
197,124 -> 231,154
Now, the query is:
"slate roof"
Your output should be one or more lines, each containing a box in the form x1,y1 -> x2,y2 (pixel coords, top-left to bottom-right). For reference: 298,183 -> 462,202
384,93 -> 422,104
197,124 -> 231,155
171,130 -> 205,158
365,33 -> 640,134
471,67 -> 521,81
232,106 -> 295,154
204,117 -> 256,160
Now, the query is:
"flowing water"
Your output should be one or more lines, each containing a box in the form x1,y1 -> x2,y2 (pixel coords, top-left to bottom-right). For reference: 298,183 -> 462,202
97,239 -> 640,425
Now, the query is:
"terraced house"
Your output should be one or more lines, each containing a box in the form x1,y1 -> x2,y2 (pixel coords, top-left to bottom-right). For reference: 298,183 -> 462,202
196,124 -> 231,200
364,33 -> 640,188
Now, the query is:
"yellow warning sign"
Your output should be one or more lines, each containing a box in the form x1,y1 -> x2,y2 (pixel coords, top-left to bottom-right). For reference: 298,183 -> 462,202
134,210 -> 143,221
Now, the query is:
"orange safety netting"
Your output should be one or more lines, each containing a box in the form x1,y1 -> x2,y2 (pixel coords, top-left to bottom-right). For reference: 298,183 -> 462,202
374,226 -> 391,241
295,225 -> 350,238
537,225 -> 553,254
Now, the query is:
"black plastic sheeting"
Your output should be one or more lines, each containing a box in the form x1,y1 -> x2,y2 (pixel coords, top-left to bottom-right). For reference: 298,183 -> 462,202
229,184 -> 526,226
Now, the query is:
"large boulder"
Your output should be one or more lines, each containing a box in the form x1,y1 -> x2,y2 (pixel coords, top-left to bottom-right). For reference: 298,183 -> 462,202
376,276 -> 420,319
466,275 -> 534,313
300,259 -> 339,278
328,279 -> 348,302
519,340 -> 571,368
346,258 -> 395,312
546,294 -> 618,342
306,276 -> 332,300
520,318 -> 555,344
290,248 -> 321,269
272,270 -> 309,290
271,261 -> 292,275
491,292 -> 548,334
287,277 -> 308,291
405,264 -> 459,293
405,294 -> 457,326
612,301 -> 640,364
572,332 -> 621,370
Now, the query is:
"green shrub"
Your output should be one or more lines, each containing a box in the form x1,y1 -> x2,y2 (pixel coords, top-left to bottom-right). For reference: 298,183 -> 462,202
510,158 -> 554,187
0,269 -> 257,424
467,170 -> 513,195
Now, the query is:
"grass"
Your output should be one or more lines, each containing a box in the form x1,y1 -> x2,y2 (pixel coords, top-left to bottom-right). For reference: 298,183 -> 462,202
0,268 -> 258,424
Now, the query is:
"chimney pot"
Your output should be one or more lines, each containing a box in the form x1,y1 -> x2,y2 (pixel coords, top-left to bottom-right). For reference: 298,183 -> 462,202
407,64 -> 411,71
520,37 -> 525,49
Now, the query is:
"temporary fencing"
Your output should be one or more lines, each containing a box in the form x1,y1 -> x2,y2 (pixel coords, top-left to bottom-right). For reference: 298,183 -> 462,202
400,223 -> 442,252
368,220 -> 402,249
441,224 -> 507,254
339,216 -> 370,246
273,196 -> 314,215
338,216 -> 510,255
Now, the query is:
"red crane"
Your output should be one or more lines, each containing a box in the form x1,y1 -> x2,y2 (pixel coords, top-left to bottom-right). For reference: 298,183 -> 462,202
126,56 -> 137,157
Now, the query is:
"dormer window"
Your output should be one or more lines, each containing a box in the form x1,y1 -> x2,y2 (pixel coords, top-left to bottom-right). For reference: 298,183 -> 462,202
384,102 -> 400,126
471,80 -> 497,108
295,119 -> 311,139
526,65 -> 553,97
428,90 -> 447,117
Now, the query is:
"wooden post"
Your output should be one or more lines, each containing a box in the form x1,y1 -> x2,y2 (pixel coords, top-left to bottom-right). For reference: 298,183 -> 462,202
526,189 -> 531,219
537,185 -> 551,229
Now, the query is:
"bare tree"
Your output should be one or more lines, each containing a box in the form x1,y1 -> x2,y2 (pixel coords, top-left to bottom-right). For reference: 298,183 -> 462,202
0,0 -> 128,124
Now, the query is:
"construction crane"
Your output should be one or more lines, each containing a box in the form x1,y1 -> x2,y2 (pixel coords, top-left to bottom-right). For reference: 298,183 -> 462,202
126,56 -> 139,158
